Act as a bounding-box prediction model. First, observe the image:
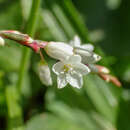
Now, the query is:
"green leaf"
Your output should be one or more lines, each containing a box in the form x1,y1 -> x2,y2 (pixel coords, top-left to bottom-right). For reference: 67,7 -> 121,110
26,113 -> 87,130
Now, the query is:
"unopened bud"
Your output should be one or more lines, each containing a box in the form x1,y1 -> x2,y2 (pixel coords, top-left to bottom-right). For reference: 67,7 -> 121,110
99,73 -> 121,87
96,65 -> 110,74
0,37 -> 5,46
74,48 -> 101,64
101,67 -> 110,74
44,42 -> 73,61
38,61 -> 52,86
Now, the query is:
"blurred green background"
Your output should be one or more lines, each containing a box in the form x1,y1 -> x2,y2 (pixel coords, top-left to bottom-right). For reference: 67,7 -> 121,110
0,0 -> 130,130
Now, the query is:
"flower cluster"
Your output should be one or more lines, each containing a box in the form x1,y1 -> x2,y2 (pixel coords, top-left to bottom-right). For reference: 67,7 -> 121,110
0,30 -> 121,88
44,36 -> 102,88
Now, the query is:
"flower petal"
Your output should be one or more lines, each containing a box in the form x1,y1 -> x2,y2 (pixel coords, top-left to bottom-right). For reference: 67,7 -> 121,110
81,53 -> 101,64
0,36 -> 5,46
73,35 -> 81,47
74,48 -> 92,57
52,62 -> 64,75
81,44 -> 94,51
73,63 -> 90,75
57,74 -> 67,88
64,55 -> 81,64
45,42 -> 73,61
38,63 -> 52,86
70,40 -> 75,47
66,72 -> 83,89
93,53 -> 101,62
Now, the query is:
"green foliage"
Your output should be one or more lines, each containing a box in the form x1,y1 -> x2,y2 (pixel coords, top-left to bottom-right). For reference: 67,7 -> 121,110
0,0 -> 130,130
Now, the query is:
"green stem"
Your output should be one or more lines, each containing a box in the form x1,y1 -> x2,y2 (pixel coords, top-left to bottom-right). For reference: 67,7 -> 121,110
6,1 -> 41,130
17,0 -> 41,91
5,86 -> 24,130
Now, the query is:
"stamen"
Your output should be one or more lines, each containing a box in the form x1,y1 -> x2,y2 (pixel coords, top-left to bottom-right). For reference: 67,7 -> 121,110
63,64 -> 72,72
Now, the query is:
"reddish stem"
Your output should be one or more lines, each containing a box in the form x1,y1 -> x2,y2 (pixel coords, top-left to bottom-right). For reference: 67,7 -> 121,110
0,30 -> 48,53
99,73 -> 122,87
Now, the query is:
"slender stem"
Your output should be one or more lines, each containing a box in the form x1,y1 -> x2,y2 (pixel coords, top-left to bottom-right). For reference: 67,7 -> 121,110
39,50 -> 45,62
17,0 -> 41,91
5,1 -> 41,130
5,86 -> 24,130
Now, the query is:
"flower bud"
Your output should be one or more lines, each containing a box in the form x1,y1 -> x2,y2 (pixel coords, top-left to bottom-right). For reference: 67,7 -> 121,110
74,48 -> 101,64
38,61 -> 52,86
44,42 -> 73,61
0,37 -> 5,46
96,65 -> 110,74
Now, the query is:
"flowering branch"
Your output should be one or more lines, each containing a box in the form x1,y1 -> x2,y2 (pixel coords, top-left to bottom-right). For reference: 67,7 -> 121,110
0,32 -> 121,88
0,30 -> 47,53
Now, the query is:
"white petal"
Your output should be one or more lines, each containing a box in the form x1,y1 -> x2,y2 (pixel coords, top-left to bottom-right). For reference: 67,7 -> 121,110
70,40 -> 75,47
57,74 -> 67,89
93,53 -> 101,62
52,62 -> 64,75
73,35 -> 81,47
81,53 -> 101,64
44,42 -> 73,61
74,48 -> 92,57
81,44 -> 94,51
66,72 -> 83,89
38,63 -> 52,86
0,37 -> 5,46
73,63 -> 90,75
64,55 -> 81,64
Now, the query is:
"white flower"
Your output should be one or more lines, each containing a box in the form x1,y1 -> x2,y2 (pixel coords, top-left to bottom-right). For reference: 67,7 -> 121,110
52,55 -> 90,89
38,61 -> 52,86
44,42 -> 73,61
70,35 -> 94,51
70,35 -> 101,64
0,37 -> 5,46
